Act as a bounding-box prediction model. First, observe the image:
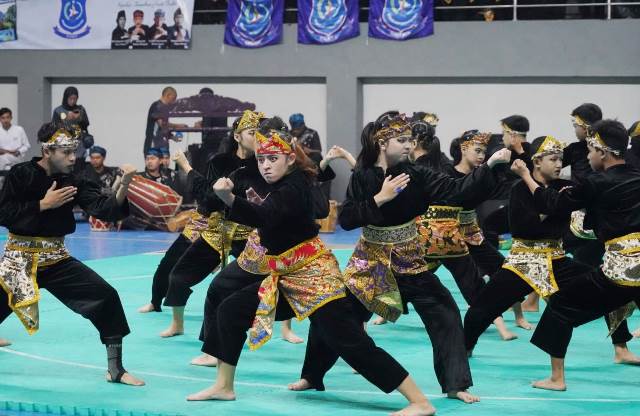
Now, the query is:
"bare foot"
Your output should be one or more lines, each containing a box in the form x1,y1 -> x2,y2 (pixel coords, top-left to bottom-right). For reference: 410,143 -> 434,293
614,348 -> 640,365
390,401 -> 436,416
373,316 -> 388,325
187,385 -> 236,401
282,330 -> 304,344
522,304 -> 539,312
288,378 -> 313,391
190,353 -> 218,367
0,338 -> 11,347
633,328 -> 640,338
516,317 -> 533,330
105,371 -> 145,386
532,378 -> 566,391
160,324 -> 184,338
497,327 -> 518,341
138,303 -> 156,313
447,390 -> 480,404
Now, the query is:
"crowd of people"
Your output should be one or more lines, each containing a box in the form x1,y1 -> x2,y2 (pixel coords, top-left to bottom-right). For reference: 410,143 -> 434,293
1,97 -> 640,415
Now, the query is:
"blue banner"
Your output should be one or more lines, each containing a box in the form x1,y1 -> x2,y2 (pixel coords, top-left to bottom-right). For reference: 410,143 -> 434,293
224,0 -> 284,48
368,0 -> 433,41
297,0 -> 359,45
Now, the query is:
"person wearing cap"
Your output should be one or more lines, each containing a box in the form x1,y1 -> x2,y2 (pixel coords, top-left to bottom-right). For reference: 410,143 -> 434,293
511,119 -> 640,391
289,113 -> 322,154
148,9 -> 169,45
83,146 -> 123,194
140,147 -> 179,192
111,10 -> 130,49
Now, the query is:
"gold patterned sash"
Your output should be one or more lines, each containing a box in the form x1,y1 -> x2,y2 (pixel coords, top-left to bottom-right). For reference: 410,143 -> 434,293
344,221 -> 432,322
0,234 -> 70,334
502,238 -> 565,297
417,205 -> 468,258
570,210 -> 597,240
237,230 -> 269,275
200,211 -> 255,261
458,209 -> 485,246
181,210 -> 209,242
248,237 -> 345,350
601,233 -> 640,286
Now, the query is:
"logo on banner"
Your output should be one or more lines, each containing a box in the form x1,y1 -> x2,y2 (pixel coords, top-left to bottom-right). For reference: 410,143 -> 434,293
233,0 -> 273,45
308,0 -> 347,39
54,0 -> 91,39
380,0 -> 422,39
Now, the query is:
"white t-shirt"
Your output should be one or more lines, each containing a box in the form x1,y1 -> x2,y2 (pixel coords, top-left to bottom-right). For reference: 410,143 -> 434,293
0,124 -> 30,171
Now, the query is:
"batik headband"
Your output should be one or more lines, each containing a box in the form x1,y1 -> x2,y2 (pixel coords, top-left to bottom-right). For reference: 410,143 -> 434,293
532,136 -> 565,159
460,131 -> 491,152
255,130 -> 293,155
586,132 -> 622,157
502,123 -> 527,136
235,110 -> 265,133
42,128 -> 80,150
373,114 -> 412,142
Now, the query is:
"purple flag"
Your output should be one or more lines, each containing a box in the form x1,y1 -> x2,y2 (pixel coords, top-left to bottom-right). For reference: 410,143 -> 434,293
297,0 -> 359,45
368,0 -> 433,41
224,0 -> 284,48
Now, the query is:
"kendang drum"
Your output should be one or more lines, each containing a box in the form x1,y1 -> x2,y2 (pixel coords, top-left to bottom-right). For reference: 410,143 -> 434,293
127,176 -> 183,231
89,216 -> 118,232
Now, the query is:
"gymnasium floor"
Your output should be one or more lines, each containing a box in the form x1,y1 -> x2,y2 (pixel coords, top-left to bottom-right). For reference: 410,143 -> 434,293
1,224 -> 640,416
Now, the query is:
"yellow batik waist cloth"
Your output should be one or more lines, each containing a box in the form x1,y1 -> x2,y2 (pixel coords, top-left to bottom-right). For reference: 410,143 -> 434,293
200,211 -> 255,257
458,210 -> 485,246
343,223 -> 432,323
417,205 -> 468,258
181,210 -> 209,242
237,230 -> 270,275
502,238 -> 565,298
0,234 -> 70,334
601,233 -> 640,287
248,237 -> 346,350
570,210 -> 597,240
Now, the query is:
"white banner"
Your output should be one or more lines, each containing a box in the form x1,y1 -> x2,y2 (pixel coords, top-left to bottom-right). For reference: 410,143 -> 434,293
0,0 -> 194,49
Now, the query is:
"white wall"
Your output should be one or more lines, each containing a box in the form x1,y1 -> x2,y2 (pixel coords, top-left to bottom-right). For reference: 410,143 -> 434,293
363,83 -> 640,157
51,83 -> 327,169
0,83 -> 18,123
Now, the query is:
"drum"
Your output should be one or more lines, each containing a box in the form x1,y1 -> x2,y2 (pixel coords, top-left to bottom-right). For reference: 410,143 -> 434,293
89,216 -> 117,232
126,175 -> 183,231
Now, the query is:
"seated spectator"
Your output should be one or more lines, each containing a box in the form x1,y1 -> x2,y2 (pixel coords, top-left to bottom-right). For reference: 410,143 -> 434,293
82,146 -> 123,194
140,147 -> 180,193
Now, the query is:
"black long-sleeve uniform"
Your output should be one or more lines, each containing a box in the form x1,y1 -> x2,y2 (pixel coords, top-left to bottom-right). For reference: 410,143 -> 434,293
0,159 -> 130,343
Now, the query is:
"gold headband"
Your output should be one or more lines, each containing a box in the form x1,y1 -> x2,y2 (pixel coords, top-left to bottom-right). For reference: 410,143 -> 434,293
422,113 -> 439,127
235,110 -> 265,133
586,132 -> 622,157
571,115 -> 590,129
374,115 -> 412,142
532,136 -> 565,159
255,130 -> 293,155
42,128 -> 80,150
460,132 -> 491,152
502,122 -> 527,136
